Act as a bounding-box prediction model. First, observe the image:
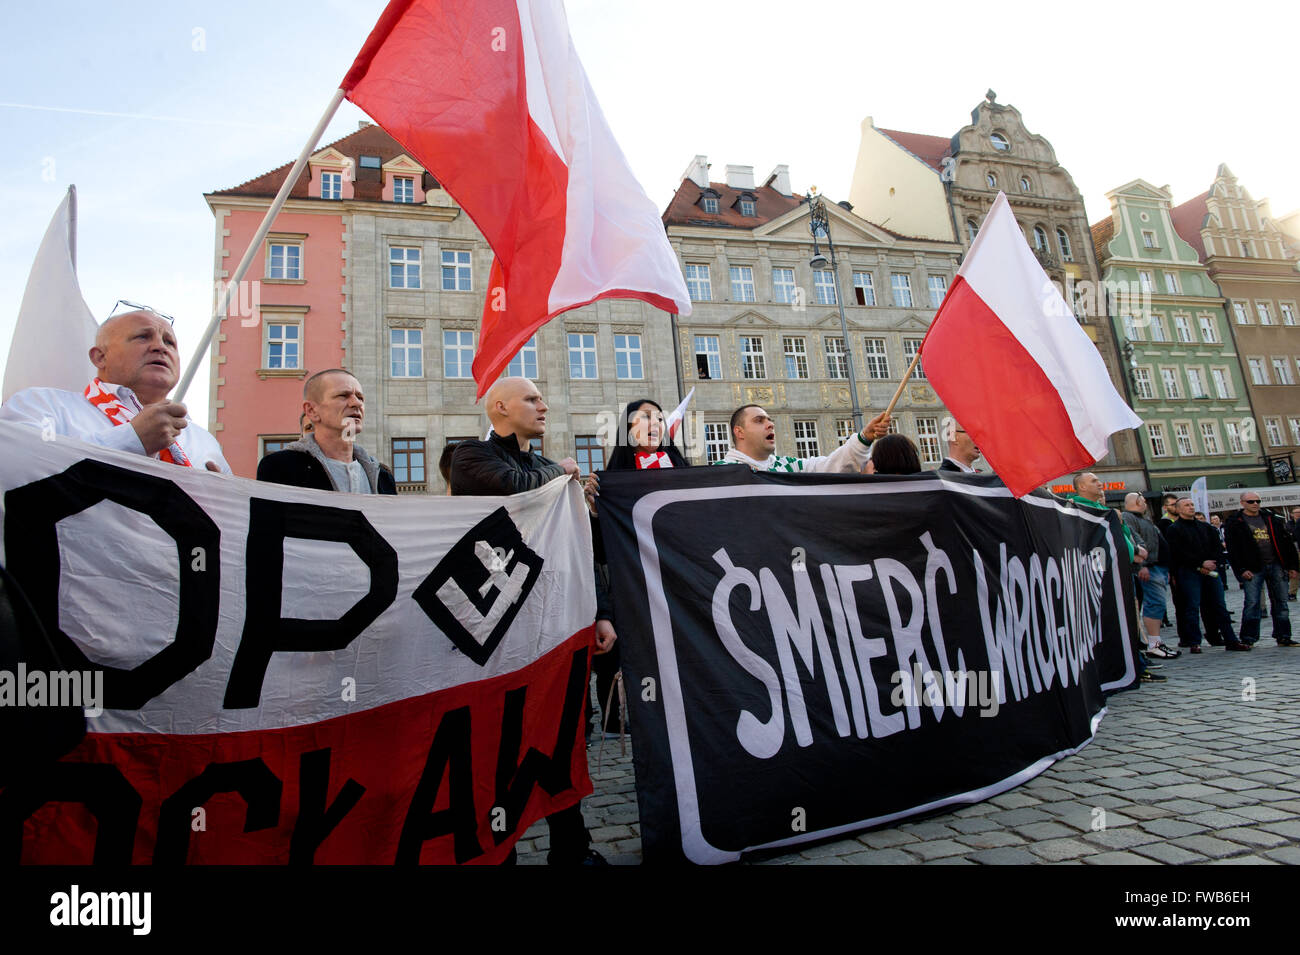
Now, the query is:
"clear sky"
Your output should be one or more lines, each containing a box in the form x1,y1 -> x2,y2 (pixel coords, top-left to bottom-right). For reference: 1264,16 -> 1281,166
3,0 -> 1296,427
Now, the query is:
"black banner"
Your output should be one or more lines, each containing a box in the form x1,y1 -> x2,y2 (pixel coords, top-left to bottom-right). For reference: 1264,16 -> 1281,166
598,466 -> 1139,863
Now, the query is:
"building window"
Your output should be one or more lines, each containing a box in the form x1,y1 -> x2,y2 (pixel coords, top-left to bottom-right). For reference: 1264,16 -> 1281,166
1148,423 -> 1169,457
392,438 -> 426,484
1160,367 -> 1182,399
702,196 -> 719,214
990,133 -> 1009,151
927,275 -> 948,308
824,337 -> 847,379
1225,420 -> 1246,454
441,250 -> 472,291
1163,272 -> 1180,295
1282,304 -> 1297,326
390,247 -> 421,288
1142,230 -> 1158,250
1272,357 -> 1295,385
1138,272 -> 1154,293
320,171 -> 342,200
1057,228 -> 1073,262
985,172 -> 998,189
1133,367 -> 1155,400
966,220 -> 978,243
390,327 -> 424,378
1032,225 -> 1048,252
261,436 -> 297,457
891,273 -> 913,308
903,338 -> 925,379
915,417 -> 941,465
393,176 -> 415,203
264,321 -> 301,370
1212,368 -> 1232,399
1290,417 -> 1300,446
694,335 -> 721,379
1174,423 -> 1195,456
783,337 -> 809,379
739,199 -> 756,217
1249,358 -> 1270,385
1122,314 -> 1142,341
784,419 -> 817,458
741,336 -> 766,379
1149,315 -> 1168,342
1265,417 -> 1284,447
772,267 -> 796,304
705,422 -> 730,463
442,330 -> 473,379
1197,423 -> 1221,456
614,333 -> 643,379
359,155 -> 381,169
1173,315 -> 1194,343
864,338 -> 890,379
853,271 -> 876,306
685,264 -> 712,301
730,266 -> 756,302
814,270 -> 838,305
1233,302 -> 1250,324
1198,315 -> 1218,343
568,332 -> 597,379
1186,367 -> 1207,398
836,418 -> 855,443
574,436 -> 605,476
507,336 -> 538,378
267,242 -> 302,280
1257,302 -> 1275,325
1241,240 -> 1253,257
1019,176 -> 1031,193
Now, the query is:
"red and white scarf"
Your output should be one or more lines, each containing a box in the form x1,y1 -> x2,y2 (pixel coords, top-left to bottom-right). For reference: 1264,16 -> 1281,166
84,378 -> 192,467
635,451 -> 672,469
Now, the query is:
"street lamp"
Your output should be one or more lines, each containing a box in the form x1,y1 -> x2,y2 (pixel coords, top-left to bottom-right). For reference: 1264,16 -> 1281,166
808,190 -> 863,430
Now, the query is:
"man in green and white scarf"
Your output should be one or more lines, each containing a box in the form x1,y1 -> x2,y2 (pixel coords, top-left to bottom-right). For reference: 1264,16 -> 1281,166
718,404 -> 892,473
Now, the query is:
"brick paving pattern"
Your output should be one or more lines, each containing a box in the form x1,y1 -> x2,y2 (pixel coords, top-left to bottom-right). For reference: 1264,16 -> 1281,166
517,582 -> 1300,864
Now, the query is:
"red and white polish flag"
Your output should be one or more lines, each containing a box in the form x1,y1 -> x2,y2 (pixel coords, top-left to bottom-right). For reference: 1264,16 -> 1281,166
921,192 -> 1141,496
342,0 -> 691,397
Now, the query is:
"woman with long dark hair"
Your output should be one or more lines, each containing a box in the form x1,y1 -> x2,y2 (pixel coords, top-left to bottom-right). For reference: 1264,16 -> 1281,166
588,398 -> 690,740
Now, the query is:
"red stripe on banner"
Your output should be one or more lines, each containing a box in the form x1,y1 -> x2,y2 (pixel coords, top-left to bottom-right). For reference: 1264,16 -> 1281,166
16,630 -> 594,865
922,276 -> 1094,496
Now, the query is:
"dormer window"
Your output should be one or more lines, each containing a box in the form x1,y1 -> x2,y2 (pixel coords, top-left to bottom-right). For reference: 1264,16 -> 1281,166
986,172 -> 998,189
703,196 -> 719,213
321,172 -> 342,200
740,199 -> 756,217
394,176 -> 415,203
990,132 -> 1010,151
359,155 -> 382,169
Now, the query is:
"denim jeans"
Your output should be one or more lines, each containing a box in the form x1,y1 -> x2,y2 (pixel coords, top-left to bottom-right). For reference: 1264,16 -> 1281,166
1175,567 -> 1238,647
1240,562 -> 1292,644
1140,565 -> 1169,621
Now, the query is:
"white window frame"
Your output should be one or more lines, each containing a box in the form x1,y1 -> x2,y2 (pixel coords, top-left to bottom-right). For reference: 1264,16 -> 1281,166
1198,315 -> 1218,343
1133,367 -> 1155,400
741,336 -> 767,379
442,329 -> 473,379
814,269 -> 838,305
1163,272 -> 1180,294
863,338 -> 890,379
1122,314 -> 1142,341
393,176 -> 415,203
1057,227 -> 1073,262
1142,230 -> 1158,250
772,267 -> 796,304
783,337 -> 809,379
1199,422 -> 1222,456
1186,367 -> 1206,398
1265,417 -> 1284,447
694,335 -> 721,380
1160,367 -> 1182,399
1272,356 -> 1294,385
702,196 -> 719,214
1225,420 -> 1246,454
704,422 -> 730,463
567,332 -> 598,379
1174,422 -> 1196,457
739,198 -> 756,217
1212,368 -> 1232,399
506,336 -> 538,378
853,271 -> 876,306
835,418 -> 855,444
1234,302 -> 1250,324
1249,357 -> 1270,385
903,338 -> 926,380
1257,302 -> 1275,325
320,171 -> 342,200
390,246 -> 422,289
1290,417 -> 1300,447
1147,423 -> 1169,457
1282,303 -> 1297,326
685,264 -> 712,302
441,250 -> 472,291
1138,271 -> 1154,293
263,319 -> 302,370
730,266 -> 756,303
824,336 -> 847,379
614,333 -> 643,380
927,275 -> 947,308
793,420 -> 820,458
1174,315 -> 1194,343
891,273 -> 913,308
267,241 -> 302,280
1149,315 -> 1168,342
916,417 -> 941,465
390,327 -> 424,378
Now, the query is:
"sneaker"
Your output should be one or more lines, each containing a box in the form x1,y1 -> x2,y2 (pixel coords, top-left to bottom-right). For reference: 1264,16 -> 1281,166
1140,671 -> 1168,683
1278,638 -> 1300,647
1145,661 -> 1164,670
1156,643 -> 1181,658
1147,644 -> 1174,659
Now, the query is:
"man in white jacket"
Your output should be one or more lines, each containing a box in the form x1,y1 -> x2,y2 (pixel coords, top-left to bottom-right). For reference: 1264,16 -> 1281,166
719,404 -> 891,472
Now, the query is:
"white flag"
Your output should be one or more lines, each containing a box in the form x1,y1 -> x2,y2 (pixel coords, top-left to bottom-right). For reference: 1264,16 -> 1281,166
3,186 -> 98,402
1191,476 -> 1209,520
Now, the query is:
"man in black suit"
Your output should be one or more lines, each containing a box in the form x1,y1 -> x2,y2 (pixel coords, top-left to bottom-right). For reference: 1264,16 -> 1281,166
257,369 -> 396,494
938,417 -> 981,473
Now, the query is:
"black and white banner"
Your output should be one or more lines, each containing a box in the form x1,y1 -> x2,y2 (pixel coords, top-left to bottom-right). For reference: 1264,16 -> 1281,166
598,466 -> 1139,863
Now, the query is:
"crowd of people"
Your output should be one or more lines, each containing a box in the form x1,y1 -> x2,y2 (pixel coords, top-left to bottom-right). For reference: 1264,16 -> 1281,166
3,304 -> 1295,862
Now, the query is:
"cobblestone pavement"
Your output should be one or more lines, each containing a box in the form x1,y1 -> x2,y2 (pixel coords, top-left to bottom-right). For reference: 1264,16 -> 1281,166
517,582 -> 1300,864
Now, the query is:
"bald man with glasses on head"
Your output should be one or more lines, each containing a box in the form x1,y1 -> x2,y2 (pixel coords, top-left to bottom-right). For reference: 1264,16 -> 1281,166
1225,493 -> 1300,647
0,303 -> 229,472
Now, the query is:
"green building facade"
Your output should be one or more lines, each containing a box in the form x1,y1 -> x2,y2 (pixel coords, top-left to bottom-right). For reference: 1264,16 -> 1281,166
1093,180 -> 1265,492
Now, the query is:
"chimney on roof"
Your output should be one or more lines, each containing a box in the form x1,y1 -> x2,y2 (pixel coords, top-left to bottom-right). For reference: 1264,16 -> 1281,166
682,155 -> 710,188
725,165 -> 755,190
359,120 -> 372,130
765,164 -> 792,196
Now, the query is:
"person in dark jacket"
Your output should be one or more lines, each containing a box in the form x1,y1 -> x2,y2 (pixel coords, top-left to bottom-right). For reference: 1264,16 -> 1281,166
257,369 -> 396,494
451,376 -> 607,865
1164,497 -> 1246,653
1224,492 -> 1300,647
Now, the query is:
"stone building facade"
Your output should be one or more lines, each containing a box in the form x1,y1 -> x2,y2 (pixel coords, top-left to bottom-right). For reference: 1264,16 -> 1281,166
1172,165 -> 1300,486
1093,179 -> 1265,492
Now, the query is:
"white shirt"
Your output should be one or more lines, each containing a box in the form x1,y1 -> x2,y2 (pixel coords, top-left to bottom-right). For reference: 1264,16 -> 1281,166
721,433 -> 872,473
942,456 -> 976,473
0,384 -> 231,473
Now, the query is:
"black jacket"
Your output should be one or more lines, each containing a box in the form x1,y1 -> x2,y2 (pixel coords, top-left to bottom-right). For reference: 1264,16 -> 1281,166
1163,518 -> 1221,571
450,431 -> 565,496
1224,509 -> 1299,574
257,436 -> 397,494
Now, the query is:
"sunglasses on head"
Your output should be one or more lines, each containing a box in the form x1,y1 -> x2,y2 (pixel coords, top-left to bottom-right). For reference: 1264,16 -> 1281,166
108,300 -> 175,326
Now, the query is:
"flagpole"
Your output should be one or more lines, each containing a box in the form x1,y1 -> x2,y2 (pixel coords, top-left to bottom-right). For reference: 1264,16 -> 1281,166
67,185 -> 77,269
884,347 -> 924,417
173,88 -> 348,403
